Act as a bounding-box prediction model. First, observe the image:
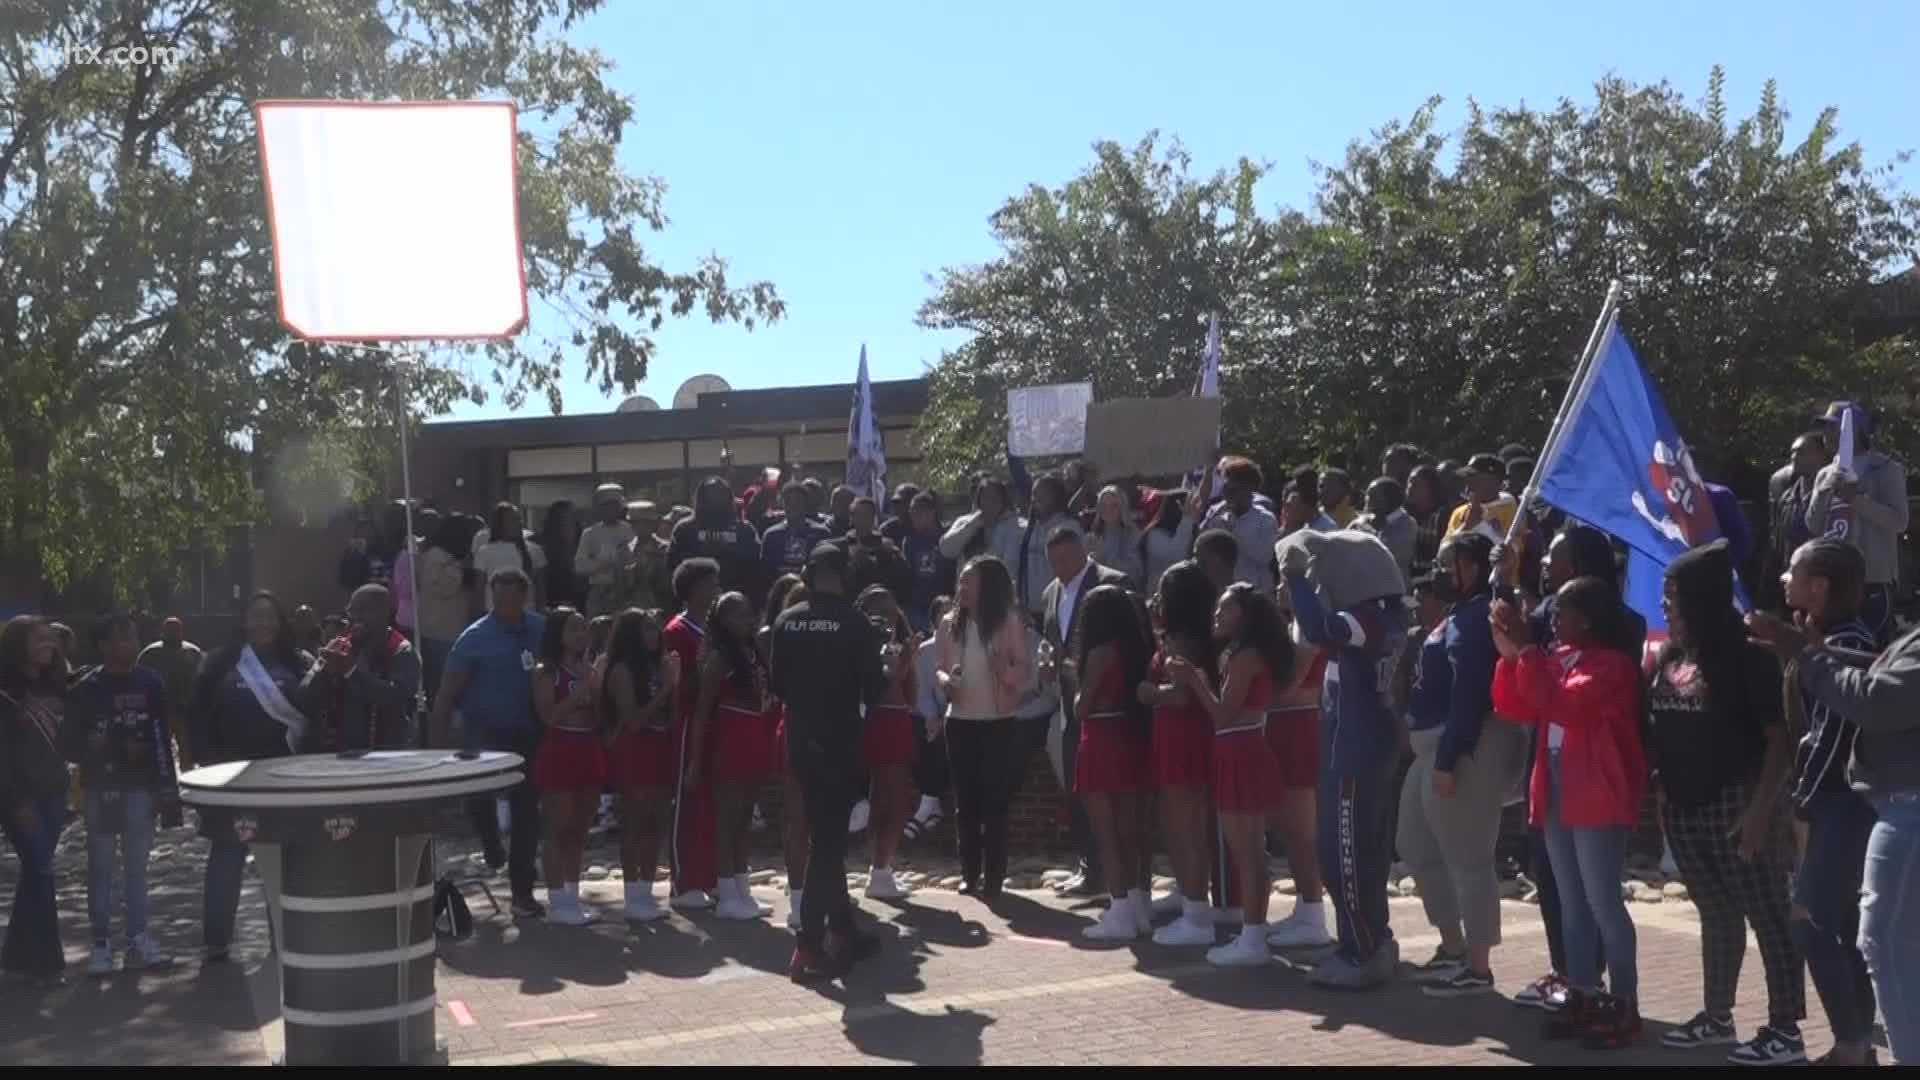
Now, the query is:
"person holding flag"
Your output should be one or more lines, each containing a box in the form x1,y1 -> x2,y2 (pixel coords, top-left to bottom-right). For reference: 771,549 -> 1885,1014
1805,401 -> 1908,645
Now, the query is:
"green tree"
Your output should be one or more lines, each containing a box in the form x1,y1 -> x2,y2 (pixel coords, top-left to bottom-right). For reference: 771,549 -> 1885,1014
0,0 -> 781,601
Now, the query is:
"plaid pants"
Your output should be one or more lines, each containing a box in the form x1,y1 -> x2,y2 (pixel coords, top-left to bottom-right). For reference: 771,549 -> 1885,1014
1664,783 -> 1806,1028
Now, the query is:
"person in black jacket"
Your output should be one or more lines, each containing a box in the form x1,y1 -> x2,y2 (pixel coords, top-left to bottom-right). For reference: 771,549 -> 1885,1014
670,475 -> 762,599
839,496 -> 912,600
0,615 -> 71,984
770,543 -> 893,982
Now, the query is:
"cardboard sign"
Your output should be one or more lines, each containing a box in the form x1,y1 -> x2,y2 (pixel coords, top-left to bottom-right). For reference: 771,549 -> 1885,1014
1007,383 -> 1093,457
1083,397 -> 1223,477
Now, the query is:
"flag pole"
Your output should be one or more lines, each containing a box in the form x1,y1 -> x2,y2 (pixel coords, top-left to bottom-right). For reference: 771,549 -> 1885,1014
1505,280 -> 1623,546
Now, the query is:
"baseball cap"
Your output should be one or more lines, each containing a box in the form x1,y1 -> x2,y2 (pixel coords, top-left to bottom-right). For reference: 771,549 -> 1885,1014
807,541 -> 851,575
1820,401 -> 1871,433
1456,453 -> 1505,479
593,482 -> 626,506
626,499 -> 659,520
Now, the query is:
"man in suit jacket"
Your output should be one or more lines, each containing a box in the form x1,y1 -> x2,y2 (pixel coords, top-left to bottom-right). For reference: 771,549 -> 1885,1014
1038,524 -> 1133,898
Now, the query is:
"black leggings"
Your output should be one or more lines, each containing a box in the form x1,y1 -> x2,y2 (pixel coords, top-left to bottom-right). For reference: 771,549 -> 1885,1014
912,712 -> 950,803
946,717 -> 1021,889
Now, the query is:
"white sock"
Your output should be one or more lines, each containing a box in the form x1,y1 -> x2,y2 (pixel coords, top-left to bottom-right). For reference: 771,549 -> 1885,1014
735,873 -> 752,895
715,877 -> 737,902
1238,924 -> 1264,946
915,795 -> 939,818
872,864 -> 891,876
1292,899 -> 1325,921
563,882 -> 579,901
1183,898 -> 1211,922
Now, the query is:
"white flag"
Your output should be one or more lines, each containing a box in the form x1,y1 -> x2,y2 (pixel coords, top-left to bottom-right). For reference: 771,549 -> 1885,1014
846,345 -> 888,503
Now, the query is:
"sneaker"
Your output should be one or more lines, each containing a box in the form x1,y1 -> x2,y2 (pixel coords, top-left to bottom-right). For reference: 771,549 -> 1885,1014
1542,989 -> 1593,1042
1726,1026 -> 1806,1067
1054,870 -> 1106,899
87,941 -> 114,978
1422,967 -> 1497,998
549,895 -> 595,927
1152,915 -> 1217,947
847,800 -> 871,835
1412,946 -> 1468,986
735,879 -> 773,917
624,891 -> 668,923
510,896 -> 546,920
1513,971 -> 1568,1011
714,889 -> 767,921
1662,1011 -> 1738,1049
788,946 -> 845,984
865,868 -> 907,900
670,889 -> 715,912
1809,1048 -> 1877,1067
1266,906 -> 1333,949
1205,931 -> 1271,968
1582,993 -> 1643,1051
1082,903 -> 1143,943
125,934 -> 172,970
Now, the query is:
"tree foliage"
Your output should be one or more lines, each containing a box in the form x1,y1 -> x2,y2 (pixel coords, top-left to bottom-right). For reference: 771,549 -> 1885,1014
918,71 -> 1920,496
0,0 -> 782,601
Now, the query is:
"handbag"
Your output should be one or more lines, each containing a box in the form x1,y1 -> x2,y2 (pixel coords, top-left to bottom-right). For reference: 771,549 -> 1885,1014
433,874 -> 473,940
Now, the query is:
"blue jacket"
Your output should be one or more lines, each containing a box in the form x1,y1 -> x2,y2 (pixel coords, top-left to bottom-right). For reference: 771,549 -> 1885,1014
1407,592 -> 1497,772
1286,570 -> 1406,772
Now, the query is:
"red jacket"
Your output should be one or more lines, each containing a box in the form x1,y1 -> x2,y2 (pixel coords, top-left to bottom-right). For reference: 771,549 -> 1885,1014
1491,644 -> 1647,829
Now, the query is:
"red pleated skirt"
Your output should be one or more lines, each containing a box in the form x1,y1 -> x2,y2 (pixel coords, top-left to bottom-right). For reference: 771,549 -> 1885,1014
1212,728 -> 1281,814
862,703 -> 917,770
1152,703 -> 1213,789
608,727 -> 675,791
1075,712 -> 1151,794
710,704 -> 776,785
534,728 -> 609,793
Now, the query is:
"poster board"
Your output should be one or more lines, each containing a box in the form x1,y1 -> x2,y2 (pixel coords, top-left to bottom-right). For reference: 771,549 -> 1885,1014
1007,383 -> 1093,457
1083,397 -> 1223,477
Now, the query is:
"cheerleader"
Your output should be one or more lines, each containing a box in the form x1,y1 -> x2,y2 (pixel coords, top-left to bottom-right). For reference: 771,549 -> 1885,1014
531,607 -> 609,926
1167,582 -> 1294,967
1140,561 -> 1220,946
856,586 -> 919,899
759,575 -> 811,929
687,591 -> 777,921
1075,584 -> 1156,941
598,608 -> 681,922
1264,586 -> 1331,948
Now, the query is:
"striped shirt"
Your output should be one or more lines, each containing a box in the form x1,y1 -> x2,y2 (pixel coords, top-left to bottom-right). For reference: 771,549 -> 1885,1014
1791,617 -> 1878,807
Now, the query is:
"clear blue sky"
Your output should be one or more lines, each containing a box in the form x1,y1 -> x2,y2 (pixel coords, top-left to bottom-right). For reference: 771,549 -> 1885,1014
445,0 -> 1920,421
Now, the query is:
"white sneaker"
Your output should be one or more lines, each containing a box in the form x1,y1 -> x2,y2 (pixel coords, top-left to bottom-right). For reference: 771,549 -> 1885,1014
87,941 -> 115,978
1266,904 -> 1333,948
670,889 -> 715,911
549,891 -> 595,927
125,934 -> 172,970
1206,929 -> 1272,968
1152,915 -> 1217,947
623,886 -> 668,923
1082,902 -> 1143,943
847,799 -> 871,835
866,867 -> 907,899
714,894 -> 766,921
1150,890 -> 1186,917
734,876 -> 773,916
785,889 -> 804,931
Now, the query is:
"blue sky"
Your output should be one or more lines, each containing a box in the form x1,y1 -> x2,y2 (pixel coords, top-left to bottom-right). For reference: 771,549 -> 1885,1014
446,0 -> 1919,421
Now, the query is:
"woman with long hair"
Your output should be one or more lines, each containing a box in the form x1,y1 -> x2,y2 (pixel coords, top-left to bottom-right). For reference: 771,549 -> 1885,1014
1650,540 -> 1804,1064
938,476 -> 1023,569
1,615 -> 70,984
857,586 -> 919,899
759,575 -> 812,929
1140,561 -> 1219,946
933,555 -> 1032,898
473,502 -> 547,611
531,607 -> 607,925
1087,485 -> 1146,584
599,607 -> 681,922
1778,539 -> 1880,1065
688,591 -> 777,921
1074,584 -> 1155,941
1492,574 -> 1647,1049
1140,491 -> 1199,597
1263,577 -> 1333,949
538,500 -> 586,611
905,594 -> 955,842
1167,583 -> 1294,967
188,592 -> 312,963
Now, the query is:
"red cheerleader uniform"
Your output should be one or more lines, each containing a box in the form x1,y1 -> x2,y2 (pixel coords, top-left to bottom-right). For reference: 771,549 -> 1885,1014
608,661 -> 676,791
708,663 -> 776,785
1149,650 -> 1212,789
862,702 -> 917,770
1212,662 -> 1282,814
1074,659 -> 1150,794
534,665 -> 609,793
1265,648 -> 1327,789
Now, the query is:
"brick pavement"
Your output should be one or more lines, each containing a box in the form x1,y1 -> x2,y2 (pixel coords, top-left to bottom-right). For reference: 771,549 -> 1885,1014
1,818 -> 1867,1066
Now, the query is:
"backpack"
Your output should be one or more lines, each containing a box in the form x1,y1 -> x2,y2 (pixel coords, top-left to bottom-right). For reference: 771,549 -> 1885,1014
432,875 -> 473,940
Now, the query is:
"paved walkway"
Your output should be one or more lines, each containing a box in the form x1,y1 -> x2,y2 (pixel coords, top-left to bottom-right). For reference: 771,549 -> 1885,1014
1,822 -> 1851,1066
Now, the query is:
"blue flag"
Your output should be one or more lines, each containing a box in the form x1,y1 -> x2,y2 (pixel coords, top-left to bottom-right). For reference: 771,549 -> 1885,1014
1534,326 -> 1727,633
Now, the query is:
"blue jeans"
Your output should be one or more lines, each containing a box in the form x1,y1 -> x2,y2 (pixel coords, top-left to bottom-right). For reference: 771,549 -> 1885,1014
1792,790 -> 1877,1046
2,793 -> 68,976
85,788 -> 155,944
204,833 -> 250,951
1541,751 -> 1638,1000
1861,793 -> 1920,1065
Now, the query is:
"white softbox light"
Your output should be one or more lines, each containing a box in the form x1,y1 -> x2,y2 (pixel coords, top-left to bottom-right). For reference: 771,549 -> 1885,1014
256,100 -> 528,340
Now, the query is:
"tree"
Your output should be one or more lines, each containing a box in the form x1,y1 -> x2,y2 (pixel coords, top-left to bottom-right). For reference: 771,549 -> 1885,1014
0,0 -> 782,601
919,71 -> 1919,496
915,134 -> 1275,491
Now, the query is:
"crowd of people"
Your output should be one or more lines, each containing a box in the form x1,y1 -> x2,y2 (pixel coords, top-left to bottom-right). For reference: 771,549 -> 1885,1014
1,400 -> 1915,1067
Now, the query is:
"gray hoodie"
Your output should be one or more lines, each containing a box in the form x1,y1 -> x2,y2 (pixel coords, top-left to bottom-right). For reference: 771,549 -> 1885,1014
1806,449 -> 1909,586
1799,622 -> 1920,798
937,509 -> 1024,577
